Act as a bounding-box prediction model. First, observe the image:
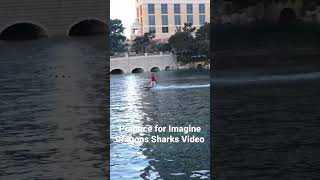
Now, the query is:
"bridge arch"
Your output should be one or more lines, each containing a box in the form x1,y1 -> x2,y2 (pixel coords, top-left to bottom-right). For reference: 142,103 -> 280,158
132,68 -> 145,73
150,67 -> 160,72
0,22 -> 48,40
279,8 -> 296,23
197,64 -> 204,70
68,18 -> 107,36
110,69 -> 125,74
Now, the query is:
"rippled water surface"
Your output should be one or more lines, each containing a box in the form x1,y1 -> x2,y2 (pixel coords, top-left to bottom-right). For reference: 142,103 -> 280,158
213,68 -> 320,179
0,37 -> 107,179
110,71 -> 210,179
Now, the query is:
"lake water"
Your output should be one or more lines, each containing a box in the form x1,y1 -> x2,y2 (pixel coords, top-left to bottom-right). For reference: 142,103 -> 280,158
212,68 -> 320,179
110,70 -> 210,179
0,37 -> 107,179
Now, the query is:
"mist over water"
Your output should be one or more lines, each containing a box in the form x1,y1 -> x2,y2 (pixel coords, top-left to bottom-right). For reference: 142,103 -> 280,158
0,37 -> 107,179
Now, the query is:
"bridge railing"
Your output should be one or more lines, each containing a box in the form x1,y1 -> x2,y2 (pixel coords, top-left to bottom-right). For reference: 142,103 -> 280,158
110,51 -> 172,59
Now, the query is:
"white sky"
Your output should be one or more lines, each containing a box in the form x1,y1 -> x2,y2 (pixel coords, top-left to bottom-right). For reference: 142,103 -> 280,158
110,0 -> 136,38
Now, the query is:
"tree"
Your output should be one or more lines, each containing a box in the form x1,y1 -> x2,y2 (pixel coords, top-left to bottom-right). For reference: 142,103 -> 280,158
195,22 -> 210,59
181,23 -> 197,33
168,23 -> 210,64
131,32 -> 156,53
169,23 -> 195,51
154,43 -> 172,52
169,32 -> 193,52
110,19 -> 127,53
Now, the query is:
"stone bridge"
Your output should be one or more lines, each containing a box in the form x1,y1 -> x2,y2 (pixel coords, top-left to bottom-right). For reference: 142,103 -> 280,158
0,0 -> 108,40
110,52 -> 178,74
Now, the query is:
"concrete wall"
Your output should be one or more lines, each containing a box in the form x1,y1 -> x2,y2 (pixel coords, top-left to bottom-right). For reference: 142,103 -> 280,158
110,53 -> 178,73
0,0 -> 108,37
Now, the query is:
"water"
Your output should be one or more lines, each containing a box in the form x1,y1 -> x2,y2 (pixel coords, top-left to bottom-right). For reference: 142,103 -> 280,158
213,68 -> 320,179
110,70 -> 210,179
0,37 -> 107,179
151,84 -> 210,90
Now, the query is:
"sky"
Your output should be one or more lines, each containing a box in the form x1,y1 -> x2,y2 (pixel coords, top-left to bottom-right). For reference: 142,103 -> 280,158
110,0 -> 136,38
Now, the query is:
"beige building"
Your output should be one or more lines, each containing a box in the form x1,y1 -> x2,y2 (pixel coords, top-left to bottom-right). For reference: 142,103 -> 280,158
131,0 -> 210,41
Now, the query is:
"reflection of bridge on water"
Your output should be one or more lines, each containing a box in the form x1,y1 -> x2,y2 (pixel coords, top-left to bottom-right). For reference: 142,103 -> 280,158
110,52 -> 178,74
0,0 -> 108,40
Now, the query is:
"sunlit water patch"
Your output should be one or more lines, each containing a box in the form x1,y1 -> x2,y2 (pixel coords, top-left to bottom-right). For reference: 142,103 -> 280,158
110,70 -> 210,179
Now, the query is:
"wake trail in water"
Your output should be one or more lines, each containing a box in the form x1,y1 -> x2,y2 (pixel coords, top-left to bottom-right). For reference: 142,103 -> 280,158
213,72 -> 320,85
151,84 -> 210,90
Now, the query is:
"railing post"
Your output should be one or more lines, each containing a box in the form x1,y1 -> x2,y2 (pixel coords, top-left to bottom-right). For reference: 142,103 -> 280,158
160,51 -> 163,56
144,53 -> 148,57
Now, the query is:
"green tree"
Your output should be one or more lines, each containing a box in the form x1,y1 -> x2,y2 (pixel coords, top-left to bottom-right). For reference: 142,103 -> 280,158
131,32 -> 156,53
110,19 -> 127,53
168,23 -> 197,63
154,43 -> 172,52
168,23 -> 210,64
195,22 -> 210,59
181,23 -> 197,33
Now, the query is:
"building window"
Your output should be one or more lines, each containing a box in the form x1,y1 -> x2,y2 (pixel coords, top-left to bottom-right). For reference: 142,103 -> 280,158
148,4 -> 155,14
162,15 -> 168,25
199,4 -> 205,14
187,15 -> 193,24
161,4 -> 168,14
148,15 -> 155,26
187,4 -> 193,14
162,27 -> 169,33
174,15 -> 181,25
149,27 -> 156,33
199,15 -> 206,25
174,4 -> 180,14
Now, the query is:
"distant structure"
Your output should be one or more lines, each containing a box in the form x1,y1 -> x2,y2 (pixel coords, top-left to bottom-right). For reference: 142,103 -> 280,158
110,52 -> 178,74
130,19 -> 143,40
131,0 -> 210,41
215,0 -> 320,24
0,0 -> 108,40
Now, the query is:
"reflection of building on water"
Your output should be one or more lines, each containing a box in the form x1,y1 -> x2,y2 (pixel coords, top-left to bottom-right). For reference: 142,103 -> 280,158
0,0 -> 108,40
214,0 -> 320,24
131,0 -> 210,41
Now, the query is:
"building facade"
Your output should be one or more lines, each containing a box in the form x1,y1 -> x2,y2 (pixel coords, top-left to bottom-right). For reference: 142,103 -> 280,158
131,0 -> 210,41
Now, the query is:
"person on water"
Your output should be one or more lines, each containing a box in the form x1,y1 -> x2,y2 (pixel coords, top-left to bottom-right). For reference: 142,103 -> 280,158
150,73 -> 157,87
